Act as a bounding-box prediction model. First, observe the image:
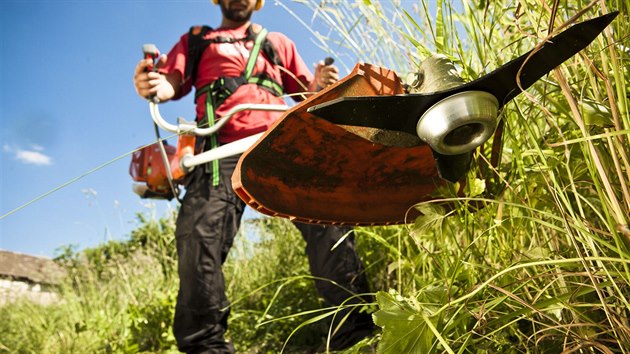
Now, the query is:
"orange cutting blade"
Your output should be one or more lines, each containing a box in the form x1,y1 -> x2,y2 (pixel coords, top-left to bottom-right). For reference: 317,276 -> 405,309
232,63 -> 448,225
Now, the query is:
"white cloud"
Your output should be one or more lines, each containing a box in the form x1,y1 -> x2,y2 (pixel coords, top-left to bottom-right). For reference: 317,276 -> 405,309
3,144 -> 53,166
16,150 -> 53,165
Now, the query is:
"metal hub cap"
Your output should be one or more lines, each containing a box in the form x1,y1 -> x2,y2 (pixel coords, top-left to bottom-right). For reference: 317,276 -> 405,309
416,90 -> 499,155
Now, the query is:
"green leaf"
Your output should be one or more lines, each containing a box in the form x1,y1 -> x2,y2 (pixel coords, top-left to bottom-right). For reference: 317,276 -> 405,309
580,98 -> 614,127
415,203 -> 446,217
373,290 -> 435,354
465,178 -> 486,197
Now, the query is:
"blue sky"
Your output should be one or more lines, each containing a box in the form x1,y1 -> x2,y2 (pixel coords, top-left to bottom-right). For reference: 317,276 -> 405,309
0,0 -> 352,257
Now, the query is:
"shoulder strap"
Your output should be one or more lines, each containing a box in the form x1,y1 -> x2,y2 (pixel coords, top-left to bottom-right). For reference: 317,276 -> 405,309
248,24 -> 283,67
185,25 -> 213,86
262,38 -> 283,67
243,26 -> 268,79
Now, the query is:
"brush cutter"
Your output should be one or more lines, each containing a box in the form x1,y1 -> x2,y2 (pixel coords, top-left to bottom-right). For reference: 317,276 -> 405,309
232,12 -> 618,225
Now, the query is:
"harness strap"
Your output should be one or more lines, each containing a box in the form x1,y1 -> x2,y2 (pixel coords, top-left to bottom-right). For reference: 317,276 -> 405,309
248,74 -> 284,97
204,95 -> 221,186
194,75 -> 283,105
192,25 -> 282,186
244,28 -> 268,78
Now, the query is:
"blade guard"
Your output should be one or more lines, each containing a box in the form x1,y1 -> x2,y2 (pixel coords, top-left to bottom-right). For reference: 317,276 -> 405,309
233,63 -> 447,225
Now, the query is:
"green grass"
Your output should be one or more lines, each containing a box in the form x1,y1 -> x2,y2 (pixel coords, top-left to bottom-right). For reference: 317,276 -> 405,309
0,214 -> 332,354
2,0 -> 629,353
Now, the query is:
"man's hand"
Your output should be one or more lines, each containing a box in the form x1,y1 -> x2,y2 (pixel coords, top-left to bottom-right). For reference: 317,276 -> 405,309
310,59 -> 339,91
133,54 -> 180,102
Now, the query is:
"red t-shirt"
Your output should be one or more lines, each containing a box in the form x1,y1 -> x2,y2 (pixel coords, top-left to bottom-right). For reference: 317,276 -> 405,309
160,23 -> 313,143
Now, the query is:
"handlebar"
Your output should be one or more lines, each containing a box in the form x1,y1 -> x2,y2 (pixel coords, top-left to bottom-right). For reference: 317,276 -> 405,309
148,100 -> 291,180
180,132 -> 264,169
149,101 -> 290,136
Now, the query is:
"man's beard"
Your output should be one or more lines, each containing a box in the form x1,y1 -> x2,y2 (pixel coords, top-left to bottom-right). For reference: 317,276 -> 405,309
220,1 -> 253,22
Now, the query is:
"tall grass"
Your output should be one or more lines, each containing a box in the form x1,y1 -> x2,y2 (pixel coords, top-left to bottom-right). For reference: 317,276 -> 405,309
0,212 -> 332,353
0,210 -> 180,354
224,217 -> 329,352
289,0 -> 629,352
2,1 -> 628,353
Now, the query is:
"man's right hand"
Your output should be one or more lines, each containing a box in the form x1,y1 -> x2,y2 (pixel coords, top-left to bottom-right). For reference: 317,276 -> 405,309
311,59 -> 339,91
133,55 -> 179,102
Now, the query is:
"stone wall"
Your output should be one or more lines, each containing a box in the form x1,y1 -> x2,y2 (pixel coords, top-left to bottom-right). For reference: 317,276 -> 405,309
0,250 -> 65,306
0,278 -> 61,306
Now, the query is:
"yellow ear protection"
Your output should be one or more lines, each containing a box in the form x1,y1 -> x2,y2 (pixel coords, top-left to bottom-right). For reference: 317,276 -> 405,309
212,0 -> 264,11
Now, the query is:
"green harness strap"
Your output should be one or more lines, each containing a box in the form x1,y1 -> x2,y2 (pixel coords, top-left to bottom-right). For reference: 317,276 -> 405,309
205,97 -> 221,186
204,27 -> 272,186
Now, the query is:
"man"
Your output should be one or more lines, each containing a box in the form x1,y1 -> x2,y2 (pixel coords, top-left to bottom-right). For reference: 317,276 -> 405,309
133,0 -> 374,352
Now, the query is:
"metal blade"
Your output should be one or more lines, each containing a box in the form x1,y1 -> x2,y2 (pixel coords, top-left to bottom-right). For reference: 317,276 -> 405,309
472,11 -> 618,105
307,12 -> 618,135
307,94 -> 437,135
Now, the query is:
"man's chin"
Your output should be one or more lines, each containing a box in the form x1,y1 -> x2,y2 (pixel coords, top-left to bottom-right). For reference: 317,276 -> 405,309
222,7 -> 253,22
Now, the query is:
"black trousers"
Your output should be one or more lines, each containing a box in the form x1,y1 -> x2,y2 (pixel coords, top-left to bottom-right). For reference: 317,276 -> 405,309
173,156 -> 373,353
